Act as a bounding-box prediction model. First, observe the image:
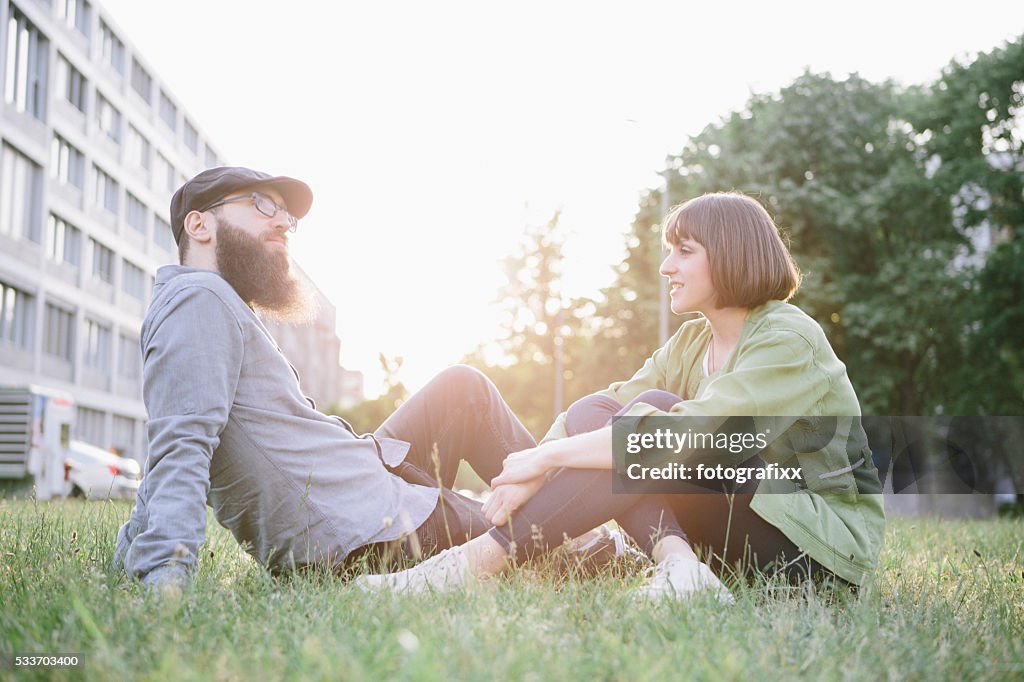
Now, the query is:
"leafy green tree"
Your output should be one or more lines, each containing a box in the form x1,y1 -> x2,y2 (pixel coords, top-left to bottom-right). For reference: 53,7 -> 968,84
469,37 -> 1023,436
463,212 -> 592,438
571,183 -> 701,396
604,72 -> 970,415
910,35 -> 1024,415
908,35 -> 1024,501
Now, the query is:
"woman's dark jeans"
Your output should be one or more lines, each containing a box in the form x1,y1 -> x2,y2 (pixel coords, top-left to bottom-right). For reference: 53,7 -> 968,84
492,389 -> 840,584
487,390 -> 688,563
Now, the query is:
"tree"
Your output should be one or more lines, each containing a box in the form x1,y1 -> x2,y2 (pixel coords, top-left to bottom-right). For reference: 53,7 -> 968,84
571,182 -> 697,396
463,212 -> 591,437
909,35 -> 1024,415
600,72 -> 972,415
467,38 -> 1024,434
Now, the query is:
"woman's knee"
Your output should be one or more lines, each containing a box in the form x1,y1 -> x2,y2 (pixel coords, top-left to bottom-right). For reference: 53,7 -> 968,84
627,390 -> 683,413
566,393 -> 623,435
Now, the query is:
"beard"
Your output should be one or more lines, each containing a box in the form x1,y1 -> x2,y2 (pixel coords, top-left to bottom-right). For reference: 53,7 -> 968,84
214,220 -> 319,324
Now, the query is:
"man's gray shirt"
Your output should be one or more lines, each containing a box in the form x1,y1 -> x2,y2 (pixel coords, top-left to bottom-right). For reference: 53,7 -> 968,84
113,265 -> 438,584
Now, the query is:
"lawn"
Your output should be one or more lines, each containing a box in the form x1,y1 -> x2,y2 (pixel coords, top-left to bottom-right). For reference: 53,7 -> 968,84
1,497 -> 1022,681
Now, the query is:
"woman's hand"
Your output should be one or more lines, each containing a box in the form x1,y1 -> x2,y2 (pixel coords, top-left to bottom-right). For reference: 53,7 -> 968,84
491,446 -> 556,487
483,445 -> 559,525
482,477 -> 547,526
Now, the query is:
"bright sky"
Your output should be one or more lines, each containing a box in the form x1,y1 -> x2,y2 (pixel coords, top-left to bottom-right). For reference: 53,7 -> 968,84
99,0 -> 1022,395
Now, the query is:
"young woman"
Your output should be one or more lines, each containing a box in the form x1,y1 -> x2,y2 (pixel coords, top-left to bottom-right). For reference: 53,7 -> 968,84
357,192 -> 885,599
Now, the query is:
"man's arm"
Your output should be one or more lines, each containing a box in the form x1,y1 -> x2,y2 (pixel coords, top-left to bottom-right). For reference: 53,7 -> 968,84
124,285 -> 244,588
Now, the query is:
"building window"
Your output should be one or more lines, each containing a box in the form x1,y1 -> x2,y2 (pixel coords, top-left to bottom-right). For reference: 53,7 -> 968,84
55,54 -> 86,112
111,414 -> 136,458
95,93 -> 121,143
0,143 -> 42,243
0,280 -> 34,349
4,9 -> 48,120
122,260 -> 145,300
203,145 -> 219,169
46,214 -> 82,267
183,120 -> 199,154
154,153 -> 175,194
50,135 -> 85,190
75,406 -> 104,446
43,300 -> 74,361
126,125 -> 150,170
158,91 -> 177,132
117,332 -> 140,379
83,318 -> 111,372
90,238 -> 114,283
129,58 -> 151,103
57,0 -> 91,38
126,193 -> 147,234
154,215 -> 175,253
92,165 -> 118,215
99,21 -> 123,73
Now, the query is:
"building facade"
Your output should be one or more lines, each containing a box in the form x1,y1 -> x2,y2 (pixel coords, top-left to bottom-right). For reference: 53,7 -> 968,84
0,0 -> 362,462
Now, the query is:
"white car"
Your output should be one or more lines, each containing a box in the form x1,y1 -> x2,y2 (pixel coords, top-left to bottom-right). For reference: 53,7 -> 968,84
64,440 -> 142,500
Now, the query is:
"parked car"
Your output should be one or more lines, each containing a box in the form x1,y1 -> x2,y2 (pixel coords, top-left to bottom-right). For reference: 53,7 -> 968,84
64,440 -> 142,500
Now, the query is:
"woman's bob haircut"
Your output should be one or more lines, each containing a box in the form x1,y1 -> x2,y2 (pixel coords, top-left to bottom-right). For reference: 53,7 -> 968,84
664,192 -> 801,309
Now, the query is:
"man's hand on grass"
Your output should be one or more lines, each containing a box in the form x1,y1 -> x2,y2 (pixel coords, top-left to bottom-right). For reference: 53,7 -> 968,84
140,562 -> 188,600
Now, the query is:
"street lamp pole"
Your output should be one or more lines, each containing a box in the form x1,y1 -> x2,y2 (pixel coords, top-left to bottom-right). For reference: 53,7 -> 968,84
659,164 -> 671,345
553,302 -> 564,417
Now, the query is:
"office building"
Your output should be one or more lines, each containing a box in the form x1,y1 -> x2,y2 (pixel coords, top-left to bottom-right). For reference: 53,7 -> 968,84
0,0 -> 361,462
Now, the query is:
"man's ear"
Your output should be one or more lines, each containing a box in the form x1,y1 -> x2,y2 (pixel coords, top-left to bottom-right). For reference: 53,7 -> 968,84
183,210 -> 213,244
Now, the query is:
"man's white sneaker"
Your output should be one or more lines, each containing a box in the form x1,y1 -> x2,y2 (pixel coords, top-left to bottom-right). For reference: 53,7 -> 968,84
632,554 -> 735,603
353,545 -> 471,594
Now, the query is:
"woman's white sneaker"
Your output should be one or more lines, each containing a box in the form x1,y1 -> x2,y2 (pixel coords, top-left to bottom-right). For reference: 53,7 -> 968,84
354,545 -> 471,594
633,554 -> 735,603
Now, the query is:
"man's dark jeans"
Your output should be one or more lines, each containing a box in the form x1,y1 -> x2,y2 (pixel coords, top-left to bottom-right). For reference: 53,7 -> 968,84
347,365 -> 536,569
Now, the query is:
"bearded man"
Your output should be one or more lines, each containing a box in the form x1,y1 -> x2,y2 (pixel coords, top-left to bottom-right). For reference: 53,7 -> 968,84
113,167 -> 540,591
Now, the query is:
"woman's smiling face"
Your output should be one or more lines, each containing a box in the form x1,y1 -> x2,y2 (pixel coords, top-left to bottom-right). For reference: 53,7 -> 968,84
659,238 -> 716,315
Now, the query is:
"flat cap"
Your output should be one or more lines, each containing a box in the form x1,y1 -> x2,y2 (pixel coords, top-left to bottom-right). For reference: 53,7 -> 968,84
170,166 -> 313,243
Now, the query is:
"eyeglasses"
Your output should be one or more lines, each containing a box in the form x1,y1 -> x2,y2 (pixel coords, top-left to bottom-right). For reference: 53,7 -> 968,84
200,192 -> 298,231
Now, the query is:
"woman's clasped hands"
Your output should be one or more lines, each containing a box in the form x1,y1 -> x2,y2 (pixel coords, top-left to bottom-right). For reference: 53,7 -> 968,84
482,445 -> 555,526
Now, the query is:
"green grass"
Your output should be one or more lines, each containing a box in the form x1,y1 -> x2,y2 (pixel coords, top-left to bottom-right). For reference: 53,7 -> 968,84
1,499 -> 1022,681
